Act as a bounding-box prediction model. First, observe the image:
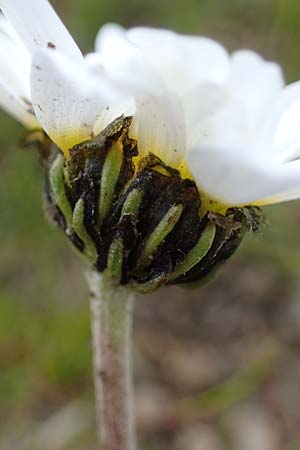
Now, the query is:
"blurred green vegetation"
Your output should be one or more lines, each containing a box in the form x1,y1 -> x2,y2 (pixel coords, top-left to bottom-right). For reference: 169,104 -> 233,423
1,0 -> 300,448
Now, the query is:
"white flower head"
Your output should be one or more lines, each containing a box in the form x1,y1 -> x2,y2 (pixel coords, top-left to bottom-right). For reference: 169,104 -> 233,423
1,0 -> 300,209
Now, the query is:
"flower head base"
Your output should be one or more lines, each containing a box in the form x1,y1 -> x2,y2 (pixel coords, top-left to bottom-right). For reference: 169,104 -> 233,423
37,116 -> 261,293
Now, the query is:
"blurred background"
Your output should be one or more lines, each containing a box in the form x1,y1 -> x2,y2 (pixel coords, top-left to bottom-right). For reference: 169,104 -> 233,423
1,0 -> 300,449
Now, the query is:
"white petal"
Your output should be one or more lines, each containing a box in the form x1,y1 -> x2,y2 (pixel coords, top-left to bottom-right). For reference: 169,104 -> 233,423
229,50 -> 284,130
0,26 -> 31,98
184,83 -> 250,153
126,27 -> 230,95
0,80 -> 39,128
256,81 -> 300,162
0,16 -> 38,127
95,24 -> 186,166
273,100 -> 300,161
174,33 -> 230,86
132,92 -> 185,166
31,49 -> 129,152
188,147 -> 300,205
95,23 -> 135,61
92,96 -> 135,136
0,13 -> 22,42
95,24 -> 163,92
125,27 -> 186,94
0,0 -> 82,61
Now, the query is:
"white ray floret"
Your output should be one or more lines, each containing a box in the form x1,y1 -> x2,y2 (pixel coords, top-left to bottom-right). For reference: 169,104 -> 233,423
31,49 -> 129,152
0,15 -> 38,127
0,0 -> 82,60
0,0 -> 129,154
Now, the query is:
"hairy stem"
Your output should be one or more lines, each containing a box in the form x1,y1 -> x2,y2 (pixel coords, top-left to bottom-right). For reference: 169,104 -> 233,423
86,270 -> 136,450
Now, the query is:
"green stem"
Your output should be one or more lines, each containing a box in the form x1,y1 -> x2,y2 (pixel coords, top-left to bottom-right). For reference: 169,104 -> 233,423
86,270 -> 136,450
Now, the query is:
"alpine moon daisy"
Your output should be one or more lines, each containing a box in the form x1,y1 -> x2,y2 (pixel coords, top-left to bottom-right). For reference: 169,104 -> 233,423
1,1 -> 300,290
1,1 -> 300,449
